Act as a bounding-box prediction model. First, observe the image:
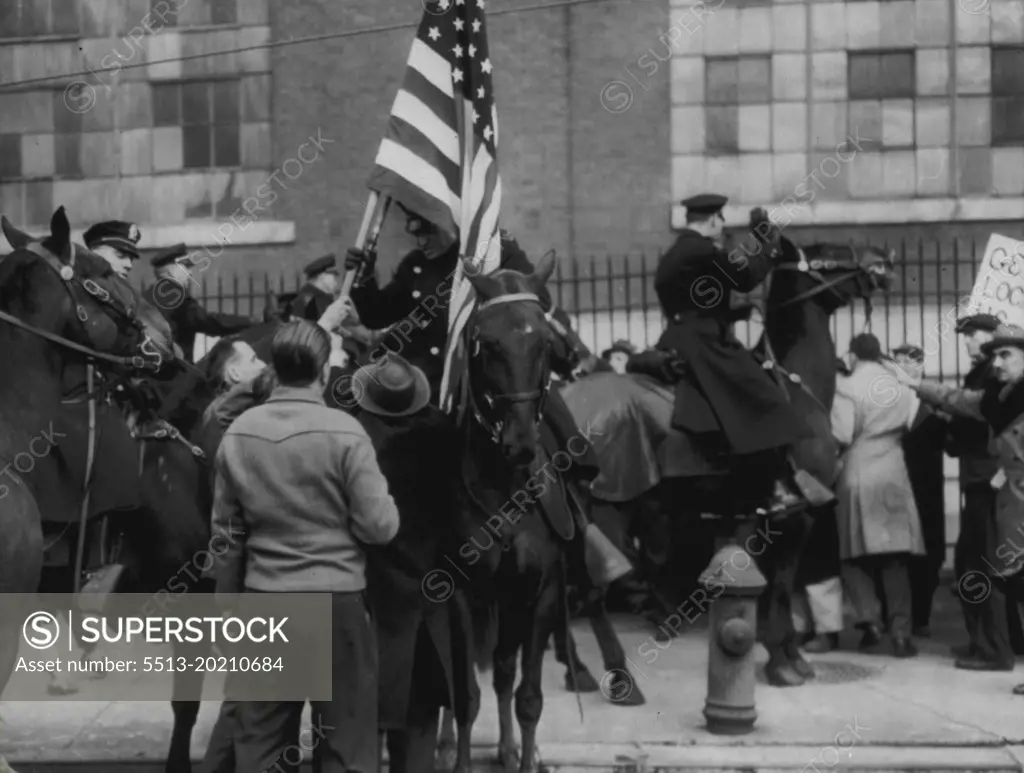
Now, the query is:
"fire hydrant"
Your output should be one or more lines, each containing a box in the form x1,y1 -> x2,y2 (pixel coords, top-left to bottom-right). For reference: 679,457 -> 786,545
698,543 -> 767,735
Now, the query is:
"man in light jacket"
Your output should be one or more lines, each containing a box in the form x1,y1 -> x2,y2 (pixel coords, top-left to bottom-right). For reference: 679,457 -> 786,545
211,319 -> 400,772
831,334 -> 925,658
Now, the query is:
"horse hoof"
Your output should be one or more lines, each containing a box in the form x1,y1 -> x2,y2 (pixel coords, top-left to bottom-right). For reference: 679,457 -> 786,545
788,654 -> 814,680
600,669 -> 643,704
764,659 -> 805,687
47,681 -> 78,696
498,744 -> 520,773
435,740 -> 458,772
564,668 -> 599,692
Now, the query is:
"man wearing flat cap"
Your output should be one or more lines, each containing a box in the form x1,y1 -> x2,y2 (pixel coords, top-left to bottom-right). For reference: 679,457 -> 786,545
83,220 -> 142,279
655,193 -> 813,473
142,244 -> 258,362
938,313 -> 1024,669
897,322 -> 1024,694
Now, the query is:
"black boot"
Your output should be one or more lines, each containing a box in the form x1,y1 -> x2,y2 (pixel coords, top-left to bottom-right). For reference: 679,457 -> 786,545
858,623 -> 883,650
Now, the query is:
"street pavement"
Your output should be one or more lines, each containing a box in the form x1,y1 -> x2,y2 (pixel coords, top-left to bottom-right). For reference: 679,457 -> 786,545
1,582 -> 1022,771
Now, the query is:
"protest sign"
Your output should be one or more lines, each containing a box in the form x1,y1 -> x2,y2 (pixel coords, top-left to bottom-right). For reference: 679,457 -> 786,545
964,234 -> 1024,325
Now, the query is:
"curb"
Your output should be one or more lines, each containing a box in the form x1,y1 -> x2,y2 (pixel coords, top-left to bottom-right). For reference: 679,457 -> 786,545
3,745 -> 1022,772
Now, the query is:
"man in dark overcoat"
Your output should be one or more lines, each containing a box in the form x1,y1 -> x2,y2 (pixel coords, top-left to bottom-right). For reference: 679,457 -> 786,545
892,343 -> 949,637
142,244 -> 258,362
353,353 -> 456,773
943,314 -> 1020,670
654,194 -> 812,468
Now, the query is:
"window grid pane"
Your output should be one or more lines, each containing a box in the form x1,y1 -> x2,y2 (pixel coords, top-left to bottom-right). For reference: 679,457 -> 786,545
182,126 -> 212,168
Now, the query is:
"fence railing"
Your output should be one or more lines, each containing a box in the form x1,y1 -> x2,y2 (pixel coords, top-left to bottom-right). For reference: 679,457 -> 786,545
160,236 -> 983,387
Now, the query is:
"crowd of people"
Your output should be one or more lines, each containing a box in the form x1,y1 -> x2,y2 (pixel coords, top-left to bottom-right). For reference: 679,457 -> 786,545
791,317 -> 1024,696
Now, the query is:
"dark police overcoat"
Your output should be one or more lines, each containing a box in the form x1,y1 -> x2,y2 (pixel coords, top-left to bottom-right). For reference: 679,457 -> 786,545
654,228 -> 811,456
359,406 -> 458,728
349,236 -> 599,480
141,287 -> 252,363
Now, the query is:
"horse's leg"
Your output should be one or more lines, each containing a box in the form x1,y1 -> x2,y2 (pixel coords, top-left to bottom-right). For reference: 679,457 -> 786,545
588,595 -> 645,706
435,708 -> 458,772
555,619 -> 598,693
448,591 -> 480,773
517,575 -> 561,773
46,609 -> 79,696
495,600 -> 523,773
167,637 -> 208,773
777,511 -> 815,678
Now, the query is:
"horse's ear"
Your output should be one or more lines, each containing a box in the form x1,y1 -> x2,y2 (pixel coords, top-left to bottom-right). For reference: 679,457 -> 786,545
463,258 -> 503,300
1,216 -> 32,249
527,249 -> 557,294
50,207 -> 71,255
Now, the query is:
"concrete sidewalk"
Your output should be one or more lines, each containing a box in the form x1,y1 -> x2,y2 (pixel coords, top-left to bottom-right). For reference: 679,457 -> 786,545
2,601 -> 1024,771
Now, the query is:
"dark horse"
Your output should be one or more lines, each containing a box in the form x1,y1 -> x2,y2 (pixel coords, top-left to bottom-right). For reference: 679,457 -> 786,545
0,208 -> 183,767
558,233 -> 893,689
441,251 -> 583,773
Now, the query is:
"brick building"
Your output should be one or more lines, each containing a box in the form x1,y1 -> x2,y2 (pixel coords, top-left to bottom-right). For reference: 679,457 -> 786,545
0,0 -> 1021,293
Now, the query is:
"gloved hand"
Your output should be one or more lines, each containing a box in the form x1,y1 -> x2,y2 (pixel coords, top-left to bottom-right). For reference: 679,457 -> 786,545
344,246 -> 377,272
318,295 -> 355,332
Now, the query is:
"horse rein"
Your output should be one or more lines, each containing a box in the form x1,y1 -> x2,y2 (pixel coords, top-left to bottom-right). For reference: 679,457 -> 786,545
771,244 -> 885,309
466,291 -> 552,444
0,241 -> 163,371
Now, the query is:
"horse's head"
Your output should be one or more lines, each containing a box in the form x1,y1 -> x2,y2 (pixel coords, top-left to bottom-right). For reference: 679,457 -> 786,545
0,207 -> 165,370
464,250 -> 558,466
771,235 -> 894,313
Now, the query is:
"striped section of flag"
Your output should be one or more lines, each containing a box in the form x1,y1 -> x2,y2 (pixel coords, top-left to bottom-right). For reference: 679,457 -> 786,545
366,0 -> 502,413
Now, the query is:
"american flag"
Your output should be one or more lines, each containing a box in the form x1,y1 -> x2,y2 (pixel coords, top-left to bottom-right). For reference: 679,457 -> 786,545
366,0 -> 502,413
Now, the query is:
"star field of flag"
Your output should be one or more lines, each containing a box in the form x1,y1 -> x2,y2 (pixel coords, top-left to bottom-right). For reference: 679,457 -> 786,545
424,0 -> 496,158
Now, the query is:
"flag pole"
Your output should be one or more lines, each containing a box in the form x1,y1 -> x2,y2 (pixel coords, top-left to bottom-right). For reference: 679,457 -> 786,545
337,191 -> 392,298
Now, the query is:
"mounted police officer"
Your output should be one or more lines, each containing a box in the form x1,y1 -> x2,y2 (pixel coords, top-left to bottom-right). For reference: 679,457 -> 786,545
656,194 -> 812,493
83,220 -> 142,279
141,244 -> 258,362
289,254 -> 339,321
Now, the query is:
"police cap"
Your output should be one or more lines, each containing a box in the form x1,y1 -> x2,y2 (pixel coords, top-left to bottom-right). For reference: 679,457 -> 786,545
681,193 -> 728,217
83,221 -> 142,258
150,243 -> 194,268
955,313 -> 1001,335
303,254 -> 338,278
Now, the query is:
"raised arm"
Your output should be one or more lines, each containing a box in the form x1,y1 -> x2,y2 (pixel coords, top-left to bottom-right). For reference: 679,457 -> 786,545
913,380 -> 986,422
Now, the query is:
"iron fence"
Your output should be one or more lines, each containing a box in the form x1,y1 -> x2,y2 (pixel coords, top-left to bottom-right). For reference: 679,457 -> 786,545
163,237 -> 983,386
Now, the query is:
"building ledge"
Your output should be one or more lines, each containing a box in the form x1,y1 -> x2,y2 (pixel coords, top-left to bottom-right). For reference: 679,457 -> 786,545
671,199 -> 1024,229
59,220 -> 296,251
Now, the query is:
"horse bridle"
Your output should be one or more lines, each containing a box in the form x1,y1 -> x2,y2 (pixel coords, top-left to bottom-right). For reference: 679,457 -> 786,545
772,243 -> 890,311
0,241 -> 163,371
466,291 -> 552,445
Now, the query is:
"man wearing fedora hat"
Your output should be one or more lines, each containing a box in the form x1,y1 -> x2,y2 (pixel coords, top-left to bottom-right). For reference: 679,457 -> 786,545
352,353 -> 458,773
601,340 -> 636,375
142,244 -> 259,362
898,321 -> 1024,693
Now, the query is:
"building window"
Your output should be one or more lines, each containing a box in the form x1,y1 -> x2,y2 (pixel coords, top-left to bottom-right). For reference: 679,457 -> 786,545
992,47 -> 1024,144
152,79 -> 241,169
705,56 -> 771,105
848,51 -> 915,100
150,0 -> 237,27
0,0 -> 78,39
